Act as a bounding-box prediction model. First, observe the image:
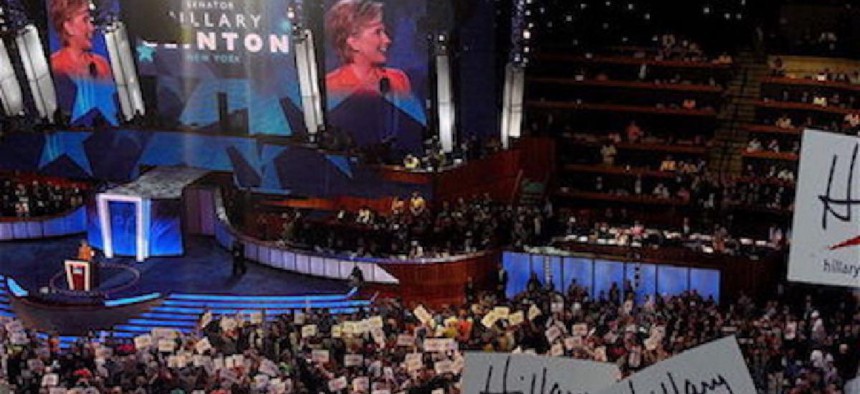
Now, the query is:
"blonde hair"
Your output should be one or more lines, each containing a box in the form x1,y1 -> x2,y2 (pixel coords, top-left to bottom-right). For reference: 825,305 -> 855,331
325,0 -> 384,64
49,0 -> 90,44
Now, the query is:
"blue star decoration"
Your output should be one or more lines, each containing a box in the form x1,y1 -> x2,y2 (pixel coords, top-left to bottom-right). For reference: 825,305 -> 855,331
71,78 -> 119,126
39,131 -> 93,175
137,43 -> 155,63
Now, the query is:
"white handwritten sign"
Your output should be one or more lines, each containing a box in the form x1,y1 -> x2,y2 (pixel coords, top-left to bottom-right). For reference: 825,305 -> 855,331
508,311 -> 525,326
414,305 -> 433,325
594,336 -> 756,394
195,337 -> 212,354
312,349 -> 330,364
134,334 -> 153,350
789,130 -> 860,288
345,354 -> 364,367
527,304 -> 541,321
328,376 -> 348,392
462,352 -> 619,394
302,324 -> 318,338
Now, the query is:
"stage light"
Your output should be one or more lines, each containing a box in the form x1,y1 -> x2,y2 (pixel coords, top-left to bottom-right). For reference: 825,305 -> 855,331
605,1 -> 611,7
703,6 -> 710,14
565,15 -> 573,22
580,3 -> 587,9
736,13 -> 742,20
627,3 -> 634,10
522,29 -> 531,40
602,22 -> 610,29
438,33 -> 447,42
524,46 -> 530,53
287,8 -> 296,20
724,12 -> 731,20
644,13 -> 650,20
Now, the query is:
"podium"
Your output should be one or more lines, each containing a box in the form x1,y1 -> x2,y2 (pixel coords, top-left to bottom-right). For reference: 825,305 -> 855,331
64,260 -> 98,292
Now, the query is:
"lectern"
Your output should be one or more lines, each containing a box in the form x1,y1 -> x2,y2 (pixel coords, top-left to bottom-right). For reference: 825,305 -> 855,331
64,260 -> 96,292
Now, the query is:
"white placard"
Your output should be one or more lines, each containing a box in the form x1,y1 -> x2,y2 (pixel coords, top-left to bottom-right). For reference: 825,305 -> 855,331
788,130 -> 860,288
134,334 -> 153,350
463,353 -> 619,394
302,324 -> 318,338
527,305 -> 541,321
572,323 -> 588,337
260,359 -> 279,377
594,336 -> 756,394
397,334 -> 415,347
545,326 -> 561,343
312,349 -> 330,364
10,332 -> 28,345
481,312 -> 498,328
493,306 -> 510,319
345,354 -> 364,367
435,360 -> 453,375
152,328 -> 177,340
328,376 -> 348,392
353,376 -> 370,392
5,320 -> 23,333
195,337 -> 212,354
251,311 -> 264,324
41,373 -> 59,387
414,305 -> 433,325
424,338 -> 456,353
199,311 -> 212,328
332,324 -> 343,338
158,339 -> 176,353
508,311 -> 525,326
405,353 -> 423,372
369,315 -> 384,329
220,317 -> 238,332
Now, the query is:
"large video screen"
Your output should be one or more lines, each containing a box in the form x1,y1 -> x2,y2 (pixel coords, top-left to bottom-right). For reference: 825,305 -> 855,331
323,0 -> 428,154
45,0 -> 120,126
127,0 -> 303,136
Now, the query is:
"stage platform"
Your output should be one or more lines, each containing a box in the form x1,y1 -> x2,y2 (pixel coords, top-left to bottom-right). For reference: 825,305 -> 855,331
0,235 -> 350,299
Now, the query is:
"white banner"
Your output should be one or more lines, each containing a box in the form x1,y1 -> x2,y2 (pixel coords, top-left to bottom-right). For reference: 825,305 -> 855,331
462,353 -> 619,394
595,336 -> 756,394
789,130 -> 860,288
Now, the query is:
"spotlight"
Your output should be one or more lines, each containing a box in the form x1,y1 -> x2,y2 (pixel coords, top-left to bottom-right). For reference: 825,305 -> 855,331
735,13 -> 742,20
724,12 -> 730,20
522,29 -> 531,40
627,3 -> 634,10
643,13 -> 650,20
287,8 -> 296,20
605,0 -> 611,7
580,3 -> 587,9
437,33 -> 447,42
703,6 -> 710,14
524,46 -> 530,53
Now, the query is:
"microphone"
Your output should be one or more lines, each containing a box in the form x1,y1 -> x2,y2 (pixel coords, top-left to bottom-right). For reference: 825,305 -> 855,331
89,62 -> 98,79
379,76 -> 391,95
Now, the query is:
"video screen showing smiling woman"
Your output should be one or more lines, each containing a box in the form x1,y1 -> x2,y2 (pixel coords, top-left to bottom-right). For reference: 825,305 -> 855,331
324,0 -> 428,155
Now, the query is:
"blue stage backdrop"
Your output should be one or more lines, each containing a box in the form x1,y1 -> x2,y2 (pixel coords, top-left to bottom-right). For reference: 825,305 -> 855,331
323,0 -> 428,154
128,0 -> 303,136
45,0 -> 120,126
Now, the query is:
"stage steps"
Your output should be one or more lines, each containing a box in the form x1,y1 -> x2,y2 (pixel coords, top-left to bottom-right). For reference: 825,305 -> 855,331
0,277 -> 17,319
42,288 -> 371,349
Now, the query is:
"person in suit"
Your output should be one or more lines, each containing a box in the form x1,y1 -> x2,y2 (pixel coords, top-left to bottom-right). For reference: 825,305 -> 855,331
324,0 -> 412,98
496,263 -> 508,301
232,240 -> 247,276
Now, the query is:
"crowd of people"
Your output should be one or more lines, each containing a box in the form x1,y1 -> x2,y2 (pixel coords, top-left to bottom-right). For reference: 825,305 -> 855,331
0,174 -> 87,218
244,194 -> 552,260
1,280 -> 855,393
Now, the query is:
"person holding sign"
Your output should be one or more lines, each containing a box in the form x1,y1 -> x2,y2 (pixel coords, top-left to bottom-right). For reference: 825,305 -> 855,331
324,0 -> 413,98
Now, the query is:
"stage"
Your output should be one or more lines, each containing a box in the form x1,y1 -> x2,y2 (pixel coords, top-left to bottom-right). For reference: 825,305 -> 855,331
0,236 -> 350,299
